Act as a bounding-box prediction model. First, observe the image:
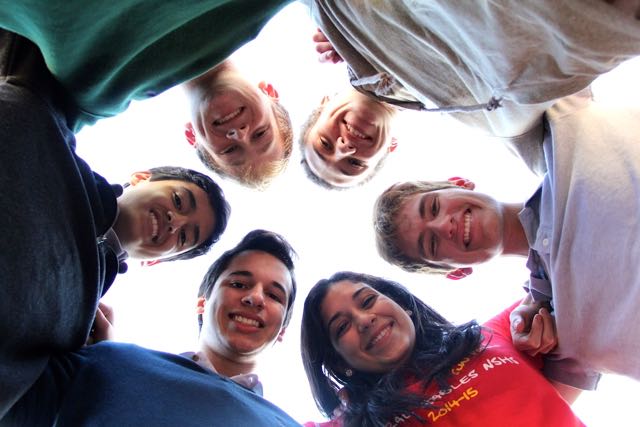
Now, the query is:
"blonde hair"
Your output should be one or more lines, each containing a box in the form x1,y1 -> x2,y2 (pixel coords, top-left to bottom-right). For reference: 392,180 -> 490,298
373,180 -> 459,274
196,100 -> 293,190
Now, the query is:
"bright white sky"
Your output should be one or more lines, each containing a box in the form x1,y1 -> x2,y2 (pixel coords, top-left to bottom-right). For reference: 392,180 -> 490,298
76,3 -> 640,425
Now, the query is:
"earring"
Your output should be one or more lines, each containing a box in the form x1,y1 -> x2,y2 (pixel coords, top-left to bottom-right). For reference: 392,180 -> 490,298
345,368 -> 353,377
405,309 -> 413,317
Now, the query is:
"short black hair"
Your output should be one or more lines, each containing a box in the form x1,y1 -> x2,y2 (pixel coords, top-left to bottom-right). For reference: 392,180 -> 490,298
147,166 -> 231,262
197,229 -> 297,330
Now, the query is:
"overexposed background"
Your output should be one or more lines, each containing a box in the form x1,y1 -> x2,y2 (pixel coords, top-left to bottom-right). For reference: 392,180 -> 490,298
76,3 -> 640,425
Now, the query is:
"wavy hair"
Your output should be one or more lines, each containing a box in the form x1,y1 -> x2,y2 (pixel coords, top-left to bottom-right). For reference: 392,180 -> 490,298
301,271 -> 483,427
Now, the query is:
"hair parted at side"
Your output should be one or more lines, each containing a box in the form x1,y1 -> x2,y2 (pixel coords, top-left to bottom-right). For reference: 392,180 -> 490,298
301,271 -> 483,427
144,166 -> 230,262
373,180 -> 460,274
196,100 -> 293,190
298,104 -> 390,190
197,229 -> 298,331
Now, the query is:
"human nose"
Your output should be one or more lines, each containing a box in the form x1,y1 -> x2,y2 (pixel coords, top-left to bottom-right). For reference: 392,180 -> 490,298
241,287 -> 265,309
166,211 -> 187,234
225,125 -> 249,142
355,312 -> 376,333
336,136 -> 356,156
430,215 -> 454,240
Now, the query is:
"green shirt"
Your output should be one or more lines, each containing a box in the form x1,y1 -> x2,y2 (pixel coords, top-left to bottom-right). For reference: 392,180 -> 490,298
0,0 -> 291,131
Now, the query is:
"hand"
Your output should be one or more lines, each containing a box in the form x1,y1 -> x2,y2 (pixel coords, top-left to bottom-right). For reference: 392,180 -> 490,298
510,297 -> 557,357
312,28 -> 343,64
86,301 -> 115,345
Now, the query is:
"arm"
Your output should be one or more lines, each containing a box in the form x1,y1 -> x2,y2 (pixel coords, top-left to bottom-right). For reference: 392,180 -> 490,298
550,380 -> 582,405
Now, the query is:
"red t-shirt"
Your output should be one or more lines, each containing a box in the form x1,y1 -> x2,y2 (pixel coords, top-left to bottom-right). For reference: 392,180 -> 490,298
388,303 -> 584,427
306,303 -> 584,427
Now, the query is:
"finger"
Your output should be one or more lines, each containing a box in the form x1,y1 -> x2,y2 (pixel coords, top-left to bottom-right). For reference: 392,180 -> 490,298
98,302 -> 114,323
510,313 -> 525,334
312,28 -> 329,43
319,50 -> 339,64
314,42 -> 334,55
538,308 -> 558,353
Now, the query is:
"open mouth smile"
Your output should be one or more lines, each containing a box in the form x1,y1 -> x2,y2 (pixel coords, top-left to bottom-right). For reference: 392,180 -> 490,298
150,210 -> 159,243
366,323 -> 392,350
345,121 -> 370,140
213,107 -> 244,126
463,210 -> 471,246
230,314 -> 264,328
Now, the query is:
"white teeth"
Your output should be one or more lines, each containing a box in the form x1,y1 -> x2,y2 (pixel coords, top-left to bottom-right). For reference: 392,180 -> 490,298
371,325 -> 390,347
463,211 -> 471,245
150,211 -> 159,241
345,123 -> 368,139
214,107 -> 242,125
233,315 -> 261,328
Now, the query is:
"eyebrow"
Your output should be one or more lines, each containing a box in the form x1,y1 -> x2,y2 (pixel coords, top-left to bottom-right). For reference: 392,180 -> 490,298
326,286 -> 367,331
228,271 -> 288,299
417,194 -> 428,259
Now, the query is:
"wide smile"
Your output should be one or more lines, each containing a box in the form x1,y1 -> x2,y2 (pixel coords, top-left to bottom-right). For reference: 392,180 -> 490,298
344,121 -> 371,141
463,209 -> 471,247
213,107 -> 244,126
229,313 -> 264,329
149,210 -> 160,243
366,322 -> 392,350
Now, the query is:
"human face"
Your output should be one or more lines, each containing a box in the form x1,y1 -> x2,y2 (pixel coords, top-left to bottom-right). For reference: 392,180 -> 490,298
394,188 -> 505,267
191,76 -> 284,178
114,175 -> 216,260
303,90 -> 394,187
200,250 -> 292,362
321,280 -> 415,374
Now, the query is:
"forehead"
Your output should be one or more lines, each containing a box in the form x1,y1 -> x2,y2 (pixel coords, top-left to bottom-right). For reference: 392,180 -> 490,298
218,250 -> 292,294
320,280 -> 376,321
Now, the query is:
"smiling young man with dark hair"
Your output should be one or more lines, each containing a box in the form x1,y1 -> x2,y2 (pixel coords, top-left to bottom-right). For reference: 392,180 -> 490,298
2,231 -> 301,427
373,90 -> 640,395
0,31 -> 234,419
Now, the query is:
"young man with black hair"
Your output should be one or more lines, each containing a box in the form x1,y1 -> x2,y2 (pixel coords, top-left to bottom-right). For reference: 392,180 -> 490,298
0,31 -> 233,418
3,231 -> 300,427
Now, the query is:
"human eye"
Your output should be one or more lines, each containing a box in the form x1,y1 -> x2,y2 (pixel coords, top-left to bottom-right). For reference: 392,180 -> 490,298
173,192 -> 182,210
220,145 -> 238,155
229,281 -> 247,289
361,294 -> 377,309
179,229 -> 187,247
252,126 -> 268,140
267,292 -> 284,304
431,195 -> 439,217
348,158 -> 366,169
335,320 -> 350,339
320,138 -> 332,151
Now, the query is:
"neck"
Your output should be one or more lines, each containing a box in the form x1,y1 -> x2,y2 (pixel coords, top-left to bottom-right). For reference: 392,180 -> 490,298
500,203 -> 529,257
198,344 -> 256,378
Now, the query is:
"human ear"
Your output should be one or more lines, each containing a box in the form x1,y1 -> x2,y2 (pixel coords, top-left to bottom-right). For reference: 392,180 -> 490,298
276,327 -> 286,343
388,137 -> 398,153
140,260 -> 161,267
184,122 -> 197,147
258,81 -> 279,100
447,176 -> 475,190
129,171 -> 152,186
196,296 -> 206,315
446,267 -> 473,280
